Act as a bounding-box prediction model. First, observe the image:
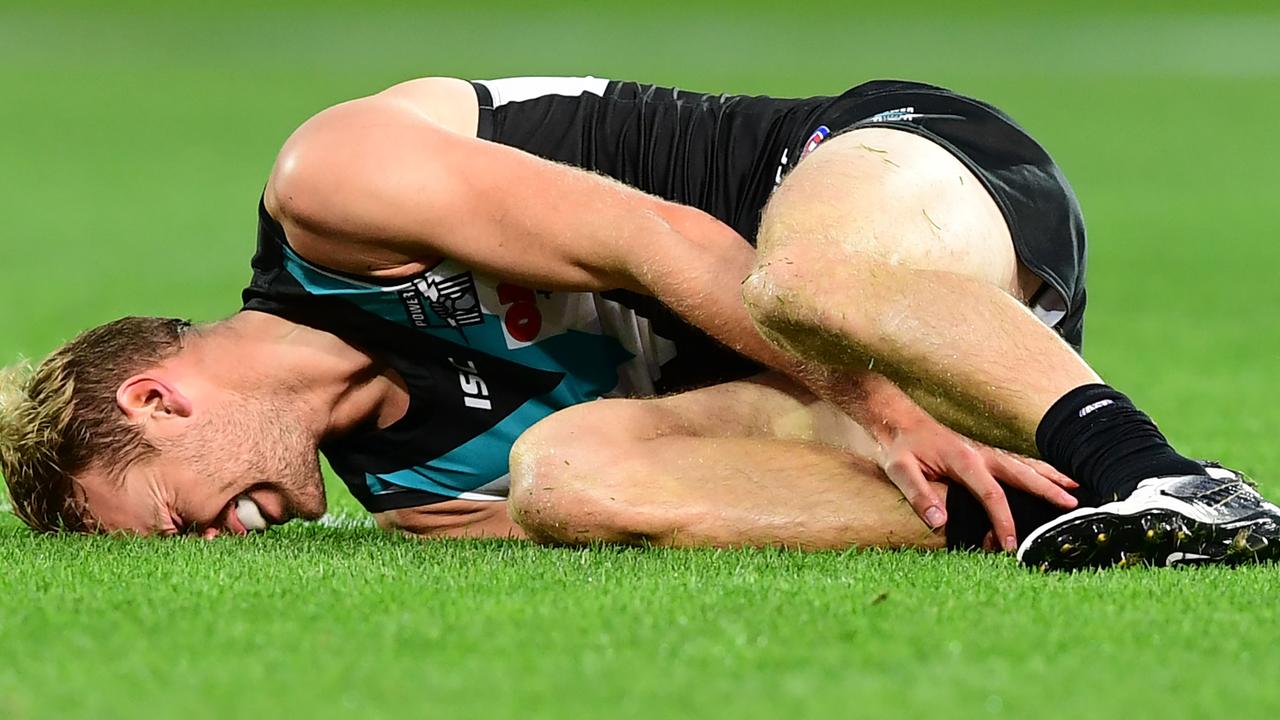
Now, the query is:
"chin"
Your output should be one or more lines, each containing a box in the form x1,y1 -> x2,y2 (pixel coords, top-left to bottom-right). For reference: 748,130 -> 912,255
296,501 -> 328,521
292,476 -> 328,521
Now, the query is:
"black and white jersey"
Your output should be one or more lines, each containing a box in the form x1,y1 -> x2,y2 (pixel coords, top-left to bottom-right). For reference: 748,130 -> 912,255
242,76 -> 1087,512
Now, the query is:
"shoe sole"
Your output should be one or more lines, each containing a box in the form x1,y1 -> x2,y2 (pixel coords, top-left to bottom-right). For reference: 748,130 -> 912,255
1019,509 -> 1280,571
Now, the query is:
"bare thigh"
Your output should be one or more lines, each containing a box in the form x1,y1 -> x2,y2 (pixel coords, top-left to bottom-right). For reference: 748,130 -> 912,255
512,372 -> 880,465
759,126 -> 1042,301
508,374 -> 945,551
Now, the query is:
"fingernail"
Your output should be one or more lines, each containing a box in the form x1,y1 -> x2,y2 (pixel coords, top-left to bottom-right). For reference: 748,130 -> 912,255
924,507 -> 945,528
1004,535 -> 1017,551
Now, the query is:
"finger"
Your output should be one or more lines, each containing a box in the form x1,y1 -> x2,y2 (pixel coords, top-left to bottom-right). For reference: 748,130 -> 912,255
1021,456 -> 1078,489
981,530 -> 999,552
997,456 -> 1079,510
883,456 -> 947,530
951,452 -> 1017,552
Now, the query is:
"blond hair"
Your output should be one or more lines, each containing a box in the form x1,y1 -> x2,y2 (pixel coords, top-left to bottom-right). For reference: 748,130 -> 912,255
0,317 -> 191,532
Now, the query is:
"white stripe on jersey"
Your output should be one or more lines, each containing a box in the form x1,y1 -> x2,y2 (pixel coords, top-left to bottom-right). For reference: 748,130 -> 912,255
477,76 -> 609,108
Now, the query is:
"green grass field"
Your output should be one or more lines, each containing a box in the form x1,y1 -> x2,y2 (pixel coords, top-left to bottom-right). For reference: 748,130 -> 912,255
2,1 -> 1279,718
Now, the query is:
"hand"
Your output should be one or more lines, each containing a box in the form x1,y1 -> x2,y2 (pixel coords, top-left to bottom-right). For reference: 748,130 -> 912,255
878,418 -> 1079,551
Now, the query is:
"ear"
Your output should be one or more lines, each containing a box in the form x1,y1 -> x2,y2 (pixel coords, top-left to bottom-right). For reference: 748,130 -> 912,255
116,374 -> 194,425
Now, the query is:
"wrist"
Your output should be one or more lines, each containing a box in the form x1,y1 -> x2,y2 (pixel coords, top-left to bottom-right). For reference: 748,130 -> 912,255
865,394 -> 931,446
812,368 -> 928,447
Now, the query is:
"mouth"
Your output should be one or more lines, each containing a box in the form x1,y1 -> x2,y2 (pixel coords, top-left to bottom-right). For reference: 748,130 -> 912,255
217,492 -> 287,537
233,495 -> 269,532
193,487 -> 300,539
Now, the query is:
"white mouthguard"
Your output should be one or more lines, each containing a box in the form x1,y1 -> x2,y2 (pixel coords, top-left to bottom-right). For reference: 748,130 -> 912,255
234,496 -> 268,532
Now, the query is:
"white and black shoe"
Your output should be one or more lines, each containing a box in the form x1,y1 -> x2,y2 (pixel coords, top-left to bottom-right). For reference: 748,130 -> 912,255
1017,463 -> 1280,571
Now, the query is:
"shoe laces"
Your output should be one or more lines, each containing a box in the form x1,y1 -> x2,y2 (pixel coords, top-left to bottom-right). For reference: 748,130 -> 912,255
1185,479 -> 1256,510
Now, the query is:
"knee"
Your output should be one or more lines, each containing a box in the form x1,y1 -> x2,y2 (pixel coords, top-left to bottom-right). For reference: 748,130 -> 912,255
743,260 -> 801,338
506,417 -> 576,542
742,256 -> 794,321
507,403 -> 655,545
742,253 -> 879,359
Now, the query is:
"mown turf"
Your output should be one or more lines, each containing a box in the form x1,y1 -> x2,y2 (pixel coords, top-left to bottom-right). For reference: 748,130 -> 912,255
2,1 -> 1279,718
6,525 -> 1280,720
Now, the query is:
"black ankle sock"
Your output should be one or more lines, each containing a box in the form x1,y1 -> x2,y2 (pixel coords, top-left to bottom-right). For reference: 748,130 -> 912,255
1036,384 -> 1206,504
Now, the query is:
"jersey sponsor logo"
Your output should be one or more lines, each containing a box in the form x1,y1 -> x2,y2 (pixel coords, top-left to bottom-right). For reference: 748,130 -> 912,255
488,281 -> 577,351
801,125 -> 830,158
497,282 -> 545,343
399,270 -> 484,333
448,357 -> 492,410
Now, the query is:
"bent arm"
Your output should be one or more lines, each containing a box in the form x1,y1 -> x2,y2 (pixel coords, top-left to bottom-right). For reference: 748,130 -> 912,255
265,88 -> 926,443
266,91 -> 797,370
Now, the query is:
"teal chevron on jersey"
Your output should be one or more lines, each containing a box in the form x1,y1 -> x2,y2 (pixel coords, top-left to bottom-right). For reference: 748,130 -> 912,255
364,382 -> 583,499
281,243 -> 632,376
277,241 -> 638,502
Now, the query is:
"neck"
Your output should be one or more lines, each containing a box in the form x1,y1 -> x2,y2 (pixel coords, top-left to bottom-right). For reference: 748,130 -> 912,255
200,311 -> 408,442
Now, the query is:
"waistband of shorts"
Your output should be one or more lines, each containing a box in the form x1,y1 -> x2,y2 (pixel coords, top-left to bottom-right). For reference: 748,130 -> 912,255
471,81 -> 496,141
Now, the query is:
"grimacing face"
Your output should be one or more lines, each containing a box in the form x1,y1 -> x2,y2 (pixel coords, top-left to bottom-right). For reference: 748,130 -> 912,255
78,393 -> 328,537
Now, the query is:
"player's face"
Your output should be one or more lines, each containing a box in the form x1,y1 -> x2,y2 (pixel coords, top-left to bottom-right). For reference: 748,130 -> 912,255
77,399 -> 328,537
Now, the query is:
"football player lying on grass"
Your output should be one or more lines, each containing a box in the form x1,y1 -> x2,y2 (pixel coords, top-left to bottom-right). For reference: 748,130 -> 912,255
2,75 -> 1276,570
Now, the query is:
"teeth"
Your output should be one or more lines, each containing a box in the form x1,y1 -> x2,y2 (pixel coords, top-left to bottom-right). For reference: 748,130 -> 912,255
234,496 -> 268,531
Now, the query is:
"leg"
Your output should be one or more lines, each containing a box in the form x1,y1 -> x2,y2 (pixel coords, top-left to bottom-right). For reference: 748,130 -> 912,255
508,374 -> 946,550
743,126 -> 1209,512
744,127 -> 1097,454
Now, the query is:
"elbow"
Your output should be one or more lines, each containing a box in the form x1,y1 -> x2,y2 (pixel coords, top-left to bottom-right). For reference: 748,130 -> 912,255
265,119 -> 343,232
265,96 -> 455,240
265,98 -> 399,232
